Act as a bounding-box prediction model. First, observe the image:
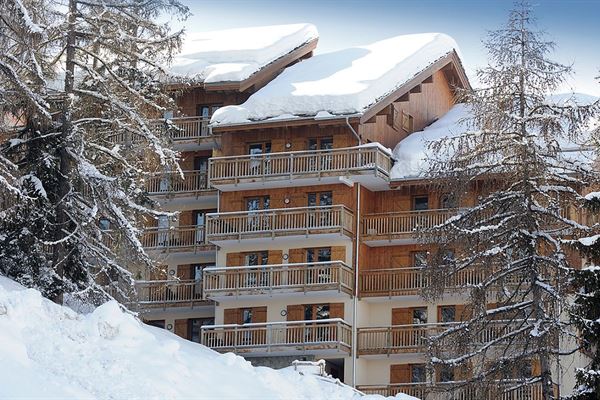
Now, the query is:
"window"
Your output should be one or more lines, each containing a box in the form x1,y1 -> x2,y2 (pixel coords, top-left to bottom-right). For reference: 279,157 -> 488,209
440,249 -> 455,265
246,196 -> 270,211
193,264 -> 210,296
197,104 -> 221,136
246,196 -> 270,231
440,193 -> 458,209
308,137 -> 334,151
99,218 -> 110,231
440,306 -> 456,323
146,320 -> 165,329
411,364 -> 426,383
308,192 -> 333,227
308,191 -> 333,207
306,247 -> 332,284
189,318 -> 214,343
439,365 -> 455,382
242,309 -> 253,324
413,196 -> 429,211
244,251 -> 269,287
248,142 -> 272,175
412,308 -> 428,325
401,110 -> 414,132
412,251 -> 428,267
304,304 -> 330,320
192,210 -> 209,243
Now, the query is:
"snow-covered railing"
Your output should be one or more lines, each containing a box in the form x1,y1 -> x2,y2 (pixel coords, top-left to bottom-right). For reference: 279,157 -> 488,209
202,261 -> 354,298
141,225 -> 213,252
145,170 -> 210,195
134,279 -> 208,307
357,321 -> 531,355
361,209 -> 458,240
359,267 -> 487,297
357,381 -> 546,400
201,319 -> 352,355
206,205 -> 354,241
208,145 -> 391,184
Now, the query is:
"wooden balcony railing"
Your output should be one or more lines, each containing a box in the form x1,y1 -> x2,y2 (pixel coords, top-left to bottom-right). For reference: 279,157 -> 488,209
203,261 -> 354,298
141,225 -> 213,252
357,321 -> 531,355
145,170 -> 210,195
201,319 -> 352,355
134,279 -> 209,308
357,381 -> 546,400
361,209 -> 458,241
107,116 -> 211,144
359,267 -> 488,298
208,145 -> 391,185
206,205 -> 354,242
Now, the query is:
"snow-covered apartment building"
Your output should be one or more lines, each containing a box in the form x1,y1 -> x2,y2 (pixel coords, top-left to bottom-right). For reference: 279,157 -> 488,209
133,24 -> 578,398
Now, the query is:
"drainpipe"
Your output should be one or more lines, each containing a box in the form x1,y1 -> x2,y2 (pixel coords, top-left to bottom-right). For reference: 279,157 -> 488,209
346,115 -> 361,387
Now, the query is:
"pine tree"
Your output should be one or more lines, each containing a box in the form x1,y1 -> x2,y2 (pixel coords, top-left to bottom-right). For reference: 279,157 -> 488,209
419,3 -> 596,399
568,77 -> 600,400
0,0 -> 189,305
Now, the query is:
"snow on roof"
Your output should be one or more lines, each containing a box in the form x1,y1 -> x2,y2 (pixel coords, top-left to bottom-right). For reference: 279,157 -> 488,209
390,100 -> 598,180
211,33 -> 459,125
169,23 -> 318,84
391,103 -> 470,180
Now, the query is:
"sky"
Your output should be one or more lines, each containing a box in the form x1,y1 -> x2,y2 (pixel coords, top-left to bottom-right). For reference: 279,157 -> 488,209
173,0 -> 600,96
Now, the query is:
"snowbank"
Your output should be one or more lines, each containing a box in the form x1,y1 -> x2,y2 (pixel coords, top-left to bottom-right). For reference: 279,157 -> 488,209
0,276 -> 415,400
169,23 -> 318,84
211,33 -> 459,124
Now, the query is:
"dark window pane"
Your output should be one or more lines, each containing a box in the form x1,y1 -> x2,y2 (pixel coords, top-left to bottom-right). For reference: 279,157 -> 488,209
412,365 -> 426,383
414,196 -> 429,211
315,305 -> 330,320
440,365 -> 454,382
441,306 -> 456,323
243,309 -> 252,324
413,308 -> 428,325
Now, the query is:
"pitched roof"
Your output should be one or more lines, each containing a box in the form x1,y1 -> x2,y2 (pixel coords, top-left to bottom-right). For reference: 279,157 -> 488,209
168,23 -> 318,88
211,33 -> 464,125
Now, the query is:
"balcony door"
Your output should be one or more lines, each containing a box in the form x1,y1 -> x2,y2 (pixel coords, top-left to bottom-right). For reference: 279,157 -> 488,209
306,247 -> 332,283
246,196 -> 270,232
192,210 -> 208,244
248,142 -> 272,176
197,104 -> 221,136
308,137 -> 333,171
193,156 -> 209,190
244,251 -> 269,287
157,215 -> 169,246
308,191 -> 332,227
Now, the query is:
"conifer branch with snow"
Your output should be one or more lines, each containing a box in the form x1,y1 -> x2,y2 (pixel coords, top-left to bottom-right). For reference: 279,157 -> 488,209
419,3 -> 597,399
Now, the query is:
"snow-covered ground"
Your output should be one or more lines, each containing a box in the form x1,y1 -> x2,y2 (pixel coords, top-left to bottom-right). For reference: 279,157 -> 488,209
0,276 -> 415,400
169,23 -> 318,84
211,33 -> 459,125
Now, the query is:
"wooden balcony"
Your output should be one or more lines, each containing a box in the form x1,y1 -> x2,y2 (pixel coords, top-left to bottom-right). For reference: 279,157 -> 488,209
146,170 -> 211,196
208,145 -> 392,191
134,279 -> 211,310
357,321 -> 530,356
357,381 -> 546,400
107,116 -> 217,151
203,261 -> 354,299
361,209 -> 458,246
206,205 -> 354,245
201,319 -> 352,356
142,225 -> 214,253
359,267 -> 487,298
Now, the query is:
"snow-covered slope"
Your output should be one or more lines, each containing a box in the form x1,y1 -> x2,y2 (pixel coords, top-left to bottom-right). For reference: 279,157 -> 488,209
211,33 -> 459,125
169,23 -> 318,84
0,276 -> 414,400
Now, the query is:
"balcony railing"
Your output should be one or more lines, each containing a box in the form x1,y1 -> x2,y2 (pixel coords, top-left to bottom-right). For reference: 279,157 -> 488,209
357,381 -> 546,400
208,145 -> 391,187
361,209 -> 458,242
206,205 -> 354,242
141,225 -> 213,252
201,319 -> 352,355
357,321 -> 530,356
359,267 -> 487,298
146,170 -> 210,195
203,261 -> 354,298
107,116 -> 211,144
134,279 -> 209,308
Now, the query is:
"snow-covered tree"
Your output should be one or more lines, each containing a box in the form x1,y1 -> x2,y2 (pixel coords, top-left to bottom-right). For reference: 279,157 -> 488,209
419,3 -> 596,399
0,0 -> 189,305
